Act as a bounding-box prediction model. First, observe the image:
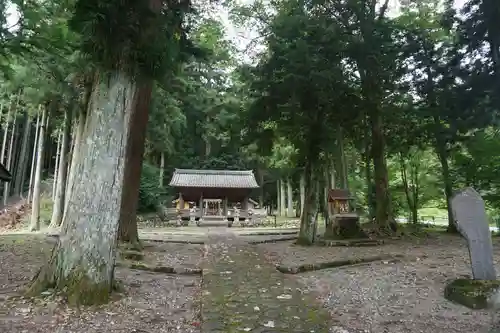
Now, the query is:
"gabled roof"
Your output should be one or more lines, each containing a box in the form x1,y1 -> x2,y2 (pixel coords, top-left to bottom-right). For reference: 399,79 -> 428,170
328,189 -> 353,202
0,162 -> 12,182
169,169 -> 259,189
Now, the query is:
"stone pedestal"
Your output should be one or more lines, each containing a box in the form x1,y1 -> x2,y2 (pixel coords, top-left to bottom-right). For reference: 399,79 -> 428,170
189,209 -> 195,225
324,213 -> 367,239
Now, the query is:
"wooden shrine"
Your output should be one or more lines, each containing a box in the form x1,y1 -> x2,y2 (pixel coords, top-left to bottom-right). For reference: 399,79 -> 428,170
327,189 -> 367,239
169,169 -> 260,227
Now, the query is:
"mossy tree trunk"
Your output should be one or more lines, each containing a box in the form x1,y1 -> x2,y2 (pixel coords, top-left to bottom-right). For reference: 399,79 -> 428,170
29,105 -> 48,232
335,125 -> 348,189
286,177 -> 293,217
363,116 -> 375,221
258,168 -> 264,208
279,178 -> 286,216
299,172 -> 305,220
63,107 -> 86,221
277,180 -> 281,216
52,131 -> 62,200
14,113 -> 31,196
322,166 -> 332,238
159,151 -> 165,188
50,109 -> 72,228
28,72 -> 136,305
3,106 -> 17,204
118,82 -> 153,247
434,116 -> 456,233
28,109 -> 41,202
297,160 -> 319,245
370,108 -> 395,231
0,97 -> 12,165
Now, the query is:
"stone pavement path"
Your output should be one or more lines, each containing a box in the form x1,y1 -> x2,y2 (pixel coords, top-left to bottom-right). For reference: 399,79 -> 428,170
201,231 -> 333,333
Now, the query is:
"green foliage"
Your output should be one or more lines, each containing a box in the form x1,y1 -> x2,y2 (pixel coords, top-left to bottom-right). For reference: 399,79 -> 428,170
4,0 -> 500,232
69,0 -> 198,80
137,163 -> 166,213
452,128 -> 500,210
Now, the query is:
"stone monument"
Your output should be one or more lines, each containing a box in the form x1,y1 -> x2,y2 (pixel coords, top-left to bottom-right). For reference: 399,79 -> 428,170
451,187 -> 496,280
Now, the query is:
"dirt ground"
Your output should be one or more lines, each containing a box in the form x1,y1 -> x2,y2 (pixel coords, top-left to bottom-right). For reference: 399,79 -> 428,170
259,234 -> 500,333
2,231 -> 500,333
0,235 -> 203,333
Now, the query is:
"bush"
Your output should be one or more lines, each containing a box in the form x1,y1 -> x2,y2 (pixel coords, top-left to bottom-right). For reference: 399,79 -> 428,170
138,163 -> 167,213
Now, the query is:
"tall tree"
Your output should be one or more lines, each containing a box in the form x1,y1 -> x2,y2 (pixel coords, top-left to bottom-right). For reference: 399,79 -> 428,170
28,0 -> 198,305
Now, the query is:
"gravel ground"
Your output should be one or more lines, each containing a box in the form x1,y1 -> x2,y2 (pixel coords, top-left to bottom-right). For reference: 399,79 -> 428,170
259,234 -> 500,333
0,235 -> 202,333
143,242 -> 204,268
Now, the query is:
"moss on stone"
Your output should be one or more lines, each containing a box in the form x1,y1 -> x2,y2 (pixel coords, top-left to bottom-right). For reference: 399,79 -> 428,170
119,240 -> 143,252
444,278 -> 500,309
277,254 -> 404,274
120,250 -> 144,261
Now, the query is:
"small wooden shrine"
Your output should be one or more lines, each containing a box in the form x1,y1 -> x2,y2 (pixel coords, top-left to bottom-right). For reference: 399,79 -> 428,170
327,189 -> 366,239
169,169 -> 260,226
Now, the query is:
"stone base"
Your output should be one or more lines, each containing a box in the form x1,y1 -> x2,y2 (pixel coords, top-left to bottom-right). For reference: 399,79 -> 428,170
444,278 -> 500,309
324,215 -> 368,240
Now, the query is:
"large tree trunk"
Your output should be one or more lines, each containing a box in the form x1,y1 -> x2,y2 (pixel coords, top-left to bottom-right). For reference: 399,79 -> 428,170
29,105 -> 48,232
3,110 -> 17,204
434,121 -> 456,233
399,152 -> 415,224
117,82 -> 153,246
159,152 -> 165,188
297,161 -> 319,245
279,178 -> 286,217
28,109 -> 41,202
276,180 -> 281,216
370,109 -> 395,231
336,125 -> 349,189
363,124 -> 375,221
258,168 -> 264,208
14,114 -> 31,196
0,98 -> 12,165
299,172 -> 305,220
52,131 -> 62,200
286,177 -> 293,217
28,72 -> 136,305
64,109 -> 85,216
49,110 -> 72,228
322,166 -> 331,235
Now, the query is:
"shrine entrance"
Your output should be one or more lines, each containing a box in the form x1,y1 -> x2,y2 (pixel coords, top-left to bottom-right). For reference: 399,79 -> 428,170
203,199 -> 222,216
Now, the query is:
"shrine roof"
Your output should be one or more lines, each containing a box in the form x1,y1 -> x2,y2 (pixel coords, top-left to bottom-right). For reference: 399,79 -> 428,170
169,169 -> 259,189
328,188 -> 353,201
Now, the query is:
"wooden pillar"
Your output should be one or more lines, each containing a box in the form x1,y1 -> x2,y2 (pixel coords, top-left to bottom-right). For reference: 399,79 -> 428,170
178,193 -> 184,210
242,196 -> 249,210
223,197 -> 228,215
199,194 -> 203,217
